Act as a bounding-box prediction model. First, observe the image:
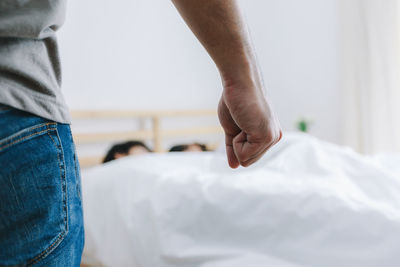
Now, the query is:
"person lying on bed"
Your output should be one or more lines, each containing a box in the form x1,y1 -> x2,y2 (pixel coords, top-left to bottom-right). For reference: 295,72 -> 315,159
103,141 -> 152,163
169,143 -> 208,152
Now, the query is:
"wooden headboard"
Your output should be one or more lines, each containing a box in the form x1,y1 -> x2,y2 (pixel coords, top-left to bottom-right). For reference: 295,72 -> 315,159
71,109 -> 223,168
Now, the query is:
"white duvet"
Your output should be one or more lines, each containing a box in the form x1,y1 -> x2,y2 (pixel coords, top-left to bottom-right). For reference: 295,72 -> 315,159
81,133 -> 400,267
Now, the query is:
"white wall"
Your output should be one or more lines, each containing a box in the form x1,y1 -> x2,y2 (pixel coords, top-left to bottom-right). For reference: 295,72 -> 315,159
59,0 -> 221,111
239,0 -> 341,144
59,0 -> 342,152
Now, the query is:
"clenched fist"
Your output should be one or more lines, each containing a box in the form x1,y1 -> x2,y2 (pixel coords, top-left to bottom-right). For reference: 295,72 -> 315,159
218,78 -> 282,168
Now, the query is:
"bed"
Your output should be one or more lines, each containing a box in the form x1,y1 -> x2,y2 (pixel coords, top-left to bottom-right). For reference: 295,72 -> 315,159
77,124 -> 400,267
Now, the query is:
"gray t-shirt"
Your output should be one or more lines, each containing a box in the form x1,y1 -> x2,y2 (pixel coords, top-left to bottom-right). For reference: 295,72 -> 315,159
0,0 -> 70,123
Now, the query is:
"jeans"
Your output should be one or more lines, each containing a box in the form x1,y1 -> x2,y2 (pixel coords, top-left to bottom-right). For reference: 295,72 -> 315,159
0,108 -> 84,266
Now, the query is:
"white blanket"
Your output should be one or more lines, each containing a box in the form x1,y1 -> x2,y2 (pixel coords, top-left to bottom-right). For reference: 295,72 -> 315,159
81,133 -> 400,267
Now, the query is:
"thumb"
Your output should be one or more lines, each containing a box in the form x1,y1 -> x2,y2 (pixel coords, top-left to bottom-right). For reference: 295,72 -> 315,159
225,134 -> 240,169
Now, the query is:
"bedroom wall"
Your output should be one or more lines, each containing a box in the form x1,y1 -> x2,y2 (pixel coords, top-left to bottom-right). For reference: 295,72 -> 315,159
58,0 -> 342,156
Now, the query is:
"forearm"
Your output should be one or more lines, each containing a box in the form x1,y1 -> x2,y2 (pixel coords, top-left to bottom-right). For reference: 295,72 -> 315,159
171,0 -> 260,86
173,0 -> 281,168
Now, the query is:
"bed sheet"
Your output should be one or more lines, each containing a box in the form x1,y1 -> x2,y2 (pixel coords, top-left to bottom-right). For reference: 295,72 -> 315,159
81,133 -> 400,267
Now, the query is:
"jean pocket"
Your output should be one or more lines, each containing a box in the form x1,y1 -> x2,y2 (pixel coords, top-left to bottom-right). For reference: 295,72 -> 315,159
0,123 -> 68,266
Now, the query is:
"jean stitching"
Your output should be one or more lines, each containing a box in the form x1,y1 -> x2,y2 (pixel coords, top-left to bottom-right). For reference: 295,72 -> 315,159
74,155 -> 81,200
0,123 -> 56,151
26,233 -> 66,267
73,146 -> 82,202
25,127 -> 69,266
49,130 -> 69,232
69,130 -> 82,202
0,122 -> 55,145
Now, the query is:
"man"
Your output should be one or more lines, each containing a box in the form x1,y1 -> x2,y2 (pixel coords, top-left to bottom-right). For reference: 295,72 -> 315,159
0,0 -> 282,265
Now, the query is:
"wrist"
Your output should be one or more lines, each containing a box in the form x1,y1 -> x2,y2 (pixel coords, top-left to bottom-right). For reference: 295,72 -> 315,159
220,62 -> 261,92
218,49 -> 262,89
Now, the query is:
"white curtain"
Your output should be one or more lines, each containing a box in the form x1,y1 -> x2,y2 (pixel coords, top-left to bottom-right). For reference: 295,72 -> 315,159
339,0 -> 400,154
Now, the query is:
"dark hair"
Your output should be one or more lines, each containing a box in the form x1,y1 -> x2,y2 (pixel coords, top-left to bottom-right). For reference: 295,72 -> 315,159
169,144 -> 187,152
169,143 -> 207,152
103,141 -> 151,163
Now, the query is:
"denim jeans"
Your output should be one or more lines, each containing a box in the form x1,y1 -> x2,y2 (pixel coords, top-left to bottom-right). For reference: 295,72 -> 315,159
0,108 -> 84,266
